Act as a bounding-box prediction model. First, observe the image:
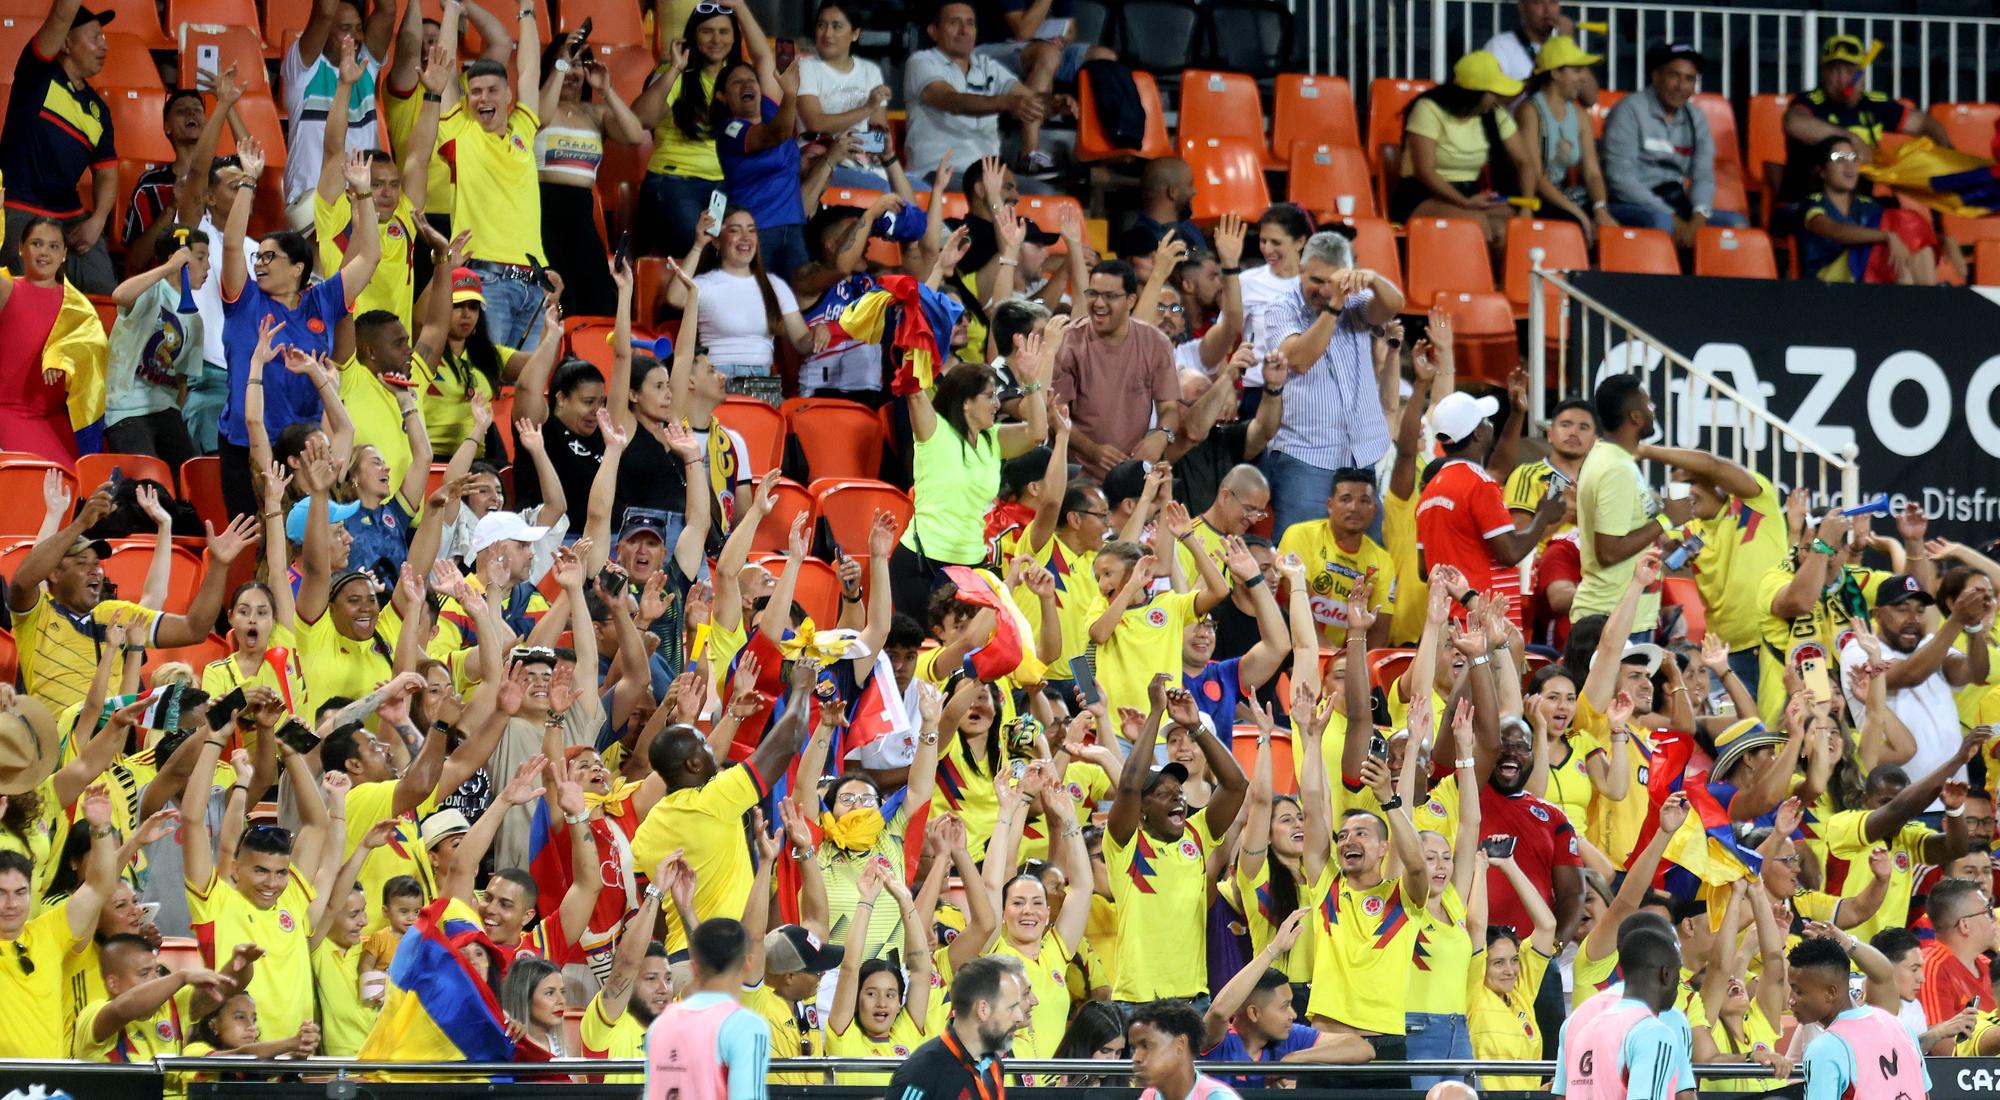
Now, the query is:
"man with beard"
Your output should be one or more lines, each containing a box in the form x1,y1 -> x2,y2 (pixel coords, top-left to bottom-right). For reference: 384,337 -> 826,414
1106,679 -> 1248,1008
1503,398 -> 1596,547
1840,573 -> 1994,797
582,852 -> 683,1081
1054,260 -> 1180,479
885,954 -> 1029,1100
1475,691 -> 1584,950
1572,373 -> 1663,638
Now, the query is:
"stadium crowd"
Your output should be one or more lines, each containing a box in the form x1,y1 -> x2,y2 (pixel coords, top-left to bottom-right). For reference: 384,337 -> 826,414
0,0 -> 1994,1096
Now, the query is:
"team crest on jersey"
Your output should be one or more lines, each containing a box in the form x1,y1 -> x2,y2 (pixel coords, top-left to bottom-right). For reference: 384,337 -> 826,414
1363,895 -> 1384,917
1147,608 -> 1168,627
803,1005 -> 822,1029
306,318 -> 327,334
1568,836 -> 1580,856
511,134 -> 529,152
1529,804 -> 1549,821
1066,782 -> 1085,801
1426,799 -> 1446,816
156,1019 -> 178,1041
277,909 -> 296,933
1178,839 -> 1200,860
386,222 -> 405,239
894,1045 -> 910,1056
1894,851 -> 1911,872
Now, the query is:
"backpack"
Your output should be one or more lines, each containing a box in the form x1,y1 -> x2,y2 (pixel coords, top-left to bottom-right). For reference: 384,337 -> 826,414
1081,58 -> 1146,151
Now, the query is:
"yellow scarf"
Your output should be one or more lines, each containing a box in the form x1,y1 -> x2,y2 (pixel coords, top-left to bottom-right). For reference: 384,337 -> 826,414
584,778 -> 644,818
12,275 -> 106,430
818,806 -> 884,852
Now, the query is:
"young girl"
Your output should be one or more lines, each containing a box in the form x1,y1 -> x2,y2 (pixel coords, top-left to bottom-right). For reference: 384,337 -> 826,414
1465,842 -> 1558,1092
795,1 -> 893,189
1700,880 -> 1791,1092
1404,700 -> 1484,1089
0,217 -> 91,463
823,860 -> 934,1084
1800,136 -> 1942,285
1234,685 -> 1331,1017
184,991 -> 321,1063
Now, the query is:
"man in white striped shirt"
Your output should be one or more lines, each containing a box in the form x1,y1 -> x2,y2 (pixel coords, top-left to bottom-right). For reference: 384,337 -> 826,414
1264,231 -> 1404,536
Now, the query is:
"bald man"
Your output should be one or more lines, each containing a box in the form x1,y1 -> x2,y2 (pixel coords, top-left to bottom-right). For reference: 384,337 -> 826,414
1118,157 -> 1210,270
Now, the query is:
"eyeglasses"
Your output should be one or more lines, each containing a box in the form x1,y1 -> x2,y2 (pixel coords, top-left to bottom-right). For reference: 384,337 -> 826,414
1827,150 -> 1860,162
1075,509 -> 1109,521
11,943 -> 33,976
253,250 -> 280,264
1771,854 -> 1802,868
1155,302 -> 1184,314
1082,289 -> 1128,301
834,792 -> 879,808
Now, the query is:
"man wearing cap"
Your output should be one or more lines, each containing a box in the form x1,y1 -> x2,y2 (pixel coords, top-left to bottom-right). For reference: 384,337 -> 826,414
746,924 -> 845,1084
1601,43 -> 1749,246
1268,231 -> 1402,539
1055,259 -> 1179,480
0,0 -> 119,291
1417,391 -> 1568,630
7,486 -> 250,713
1840,573 -> 1994,795
449,510 -> 557,642
1642,440 -> 1786,691
1778,36 -> 1951,205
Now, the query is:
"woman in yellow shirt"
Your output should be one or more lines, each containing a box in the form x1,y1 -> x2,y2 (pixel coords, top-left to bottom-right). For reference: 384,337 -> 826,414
1407,701 -> 1484,1090
1700,879 -> 1792,1092
1235,688 -> 1331,1010
632,1 -> 775,258
824,861 -> 934,1085
1525,665 -> 1627,830
974,761 -> 1093,1060
1466,846 -> 1558,1094
1391,50 -> 1541,252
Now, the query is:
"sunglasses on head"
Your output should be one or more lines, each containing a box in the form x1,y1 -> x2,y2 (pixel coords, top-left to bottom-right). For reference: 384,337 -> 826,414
693,2 -> 727,12
511,645 -> 557,661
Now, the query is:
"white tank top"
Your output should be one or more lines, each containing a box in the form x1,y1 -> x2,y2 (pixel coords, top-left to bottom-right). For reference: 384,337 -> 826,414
536,124 -> 606,185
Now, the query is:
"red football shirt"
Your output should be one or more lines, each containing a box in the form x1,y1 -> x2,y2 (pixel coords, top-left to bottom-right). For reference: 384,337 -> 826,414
1920,938 -> 1996,1027
1417,459 -> 1523,625
1531,532 -> 1583,651
1479,784 -> 1583,937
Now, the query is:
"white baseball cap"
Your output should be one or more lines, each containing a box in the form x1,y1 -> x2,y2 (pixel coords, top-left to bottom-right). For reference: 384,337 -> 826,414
469,511 -> 550,556
1427,391 -> 1501,444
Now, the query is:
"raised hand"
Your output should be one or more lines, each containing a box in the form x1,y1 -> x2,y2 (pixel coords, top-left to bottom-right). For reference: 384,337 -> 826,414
205,514 -> 261,564
1270,908 -> 1309,954
1656,791 -> 1690,837
1215,212 -> 1247,270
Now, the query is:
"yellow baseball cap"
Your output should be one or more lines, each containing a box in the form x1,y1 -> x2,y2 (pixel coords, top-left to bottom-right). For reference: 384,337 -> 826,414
1534,34 -> 1602,74
1821,35 -> 1880,66
1453,50 -> 1524,98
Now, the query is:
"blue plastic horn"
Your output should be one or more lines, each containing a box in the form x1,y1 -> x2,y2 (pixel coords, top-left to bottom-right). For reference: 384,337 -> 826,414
632,336 -> 674,359
1840,494 -> 1892,517
173,227 -> 198,314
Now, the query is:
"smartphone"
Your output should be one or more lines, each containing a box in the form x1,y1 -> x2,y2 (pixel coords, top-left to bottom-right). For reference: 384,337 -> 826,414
856,129 -> 888,155
206,686 -> 248,732
1799,654 -> 1833,705
614,229 -> 632,269
1368,732 -> 1388,759
575,15 -> 592,45
598,567 -> 628,599
525,252 -> 554,293
107,464 -> 126,490
1009,759 -> 1027,781
1481,836 -> 1517,860
195,42 -> 221,85
276,719 -> 321,756
138,902 -> 161,924
706,189 -> 729,233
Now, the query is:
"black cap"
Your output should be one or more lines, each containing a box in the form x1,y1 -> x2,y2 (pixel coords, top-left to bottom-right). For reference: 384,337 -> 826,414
69,5 -> 115,31
999,445 -> 1081,499
764,924 -> 845,974
1103,459 -> 1150,511
1874,573 -> 1935,608
1647,41 -> 1705,73
617,507 -> 670,545
1144,762 -> 1190,791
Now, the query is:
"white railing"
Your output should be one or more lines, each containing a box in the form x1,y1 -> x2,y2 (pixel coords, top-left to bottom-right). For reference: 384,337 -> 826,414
1525,252 -> 1861,510
1294,0 -> 2000,107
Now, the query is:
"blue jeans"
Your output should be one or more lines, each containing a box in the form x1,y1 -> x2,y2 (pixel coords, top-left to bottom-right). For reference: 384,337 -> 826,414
1608,202 -> 1749,231
642,171 -> 722,257
468,261 -> 545,350
760,222 -> 809,283
1727,646 -> 1760,696
1262,448 -> 1336,541
1404,1012 -> 1471,1089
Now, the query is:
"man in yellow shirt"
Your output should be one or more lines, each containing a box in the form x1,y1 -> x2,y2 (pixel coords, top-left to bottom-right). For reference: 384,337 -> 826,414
0,783 -> 120,1058
581,858 -> 675,1082
71,934 -> 240,1062
1641,442 -> 1786,688
1305,770 -> 1428,1062
6,486 -> 253,712
1825,732 -> 1986,940
632,661 -> 813,952
1104,678 -> 1248,1004
1756,509 -> 1873,726
747,924 -> 846,1085
1572,374 -> 1663,636
1277,467 -> 1394,649
432,5 -> 546,349
1172,464 -> 1270,590
314,41 -> 433,328
1502,397 -> 1596,546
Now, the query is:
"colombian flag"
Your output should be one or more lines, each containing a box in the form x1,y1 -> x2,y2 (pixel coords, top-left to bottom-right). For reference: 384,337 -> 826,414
357,898 -> 550,1079
940,566 -> 1048,686
829,274 -> 965,395
1859,137 -> 2000,219
1632,730 -> 1761,898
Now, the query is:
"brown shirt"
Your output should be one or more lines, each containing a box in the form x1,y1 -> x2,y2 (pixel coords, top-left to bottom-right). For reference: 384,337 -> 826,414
1053,319 -> 1178,478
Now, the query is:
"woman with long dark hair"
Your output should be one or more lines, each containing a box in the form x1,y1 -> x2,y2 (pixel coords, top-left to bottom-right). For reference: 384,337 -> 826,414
710,43 -> 807,279
1233,690 -> 1329,1018
536,29 -> 647,315
1052,1002 -> 1128,1084
665,207 -> 811,404
634,0 -> 775,258
1513,36 -> 1616,247
1237,203 -> 1311,416
1392,51 -> 1541,252
409,268 -> 558,454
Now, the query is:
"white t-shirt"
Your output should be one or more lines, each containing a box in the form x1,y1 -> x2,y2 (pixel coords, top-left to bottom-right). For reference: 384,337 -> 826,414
1839,632 -> 1966,805
1237,264 -> 1301,386
280,39 -> 382,204
901,47 -> 1017,182
796,54 -> 885,132
692,269 -> 800,369
196,213 -> 261,367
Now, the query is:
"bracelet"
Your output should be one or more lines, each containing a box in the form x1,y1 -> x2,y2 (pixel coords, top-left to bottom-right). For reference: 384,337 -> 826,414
563,810 -> 590,825
205,739 -> 226,750
1243,572 -> 1265,588
1456,590 -> 1477,609
1469,654 -> 1491,667
1966,622 -> 1989,636
1811,538 -> 1837,556
996,257 -> 1019,266
1380,795 -> 1403,812
644,884 -> 664,902
1019,381 -> 1043,394
1219,266 -> 1242,276
1454,757 -> 1476,770
261,512 -> 279,521
840,590 -> 861,603
1656,515 -> 1675,536
422,92 -> 442,102
229,784 -> 248,796
1947,804 -> 1967,818
1265,386 -> 1283,396
856,900 -> 875,910
91,823 -> 118,839
246,379 -> 263,387
1610,733 -> 1630,744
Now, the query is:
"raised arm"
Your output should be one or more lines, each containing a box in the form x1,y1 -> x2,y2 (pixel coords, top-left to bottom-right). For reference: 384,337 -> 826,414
1107,675 -> 1171,844
600,852 -> 675,1024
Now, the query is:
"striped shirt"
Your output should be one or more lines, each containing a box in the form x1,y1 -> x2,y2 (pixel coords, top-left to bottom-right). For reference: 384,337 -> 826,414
1267,289 -> 1391,470
279,39 -> 381,204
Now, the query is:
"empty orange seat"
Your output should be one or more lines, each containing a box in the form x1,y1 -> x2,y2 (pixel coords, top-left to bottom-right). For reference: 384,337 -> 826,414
1345,217 -> 1403,292
78,453 -> 175,493
96,32 -> 165,91
0,457 -> 78,536
218,91 -> 288,168
562,315 -> 619,379
810,479 -> 913,559
748,479 -> 813,553
1931,102 -> 2000,157
1976,239 -> 2000,286
1287,143 -> 1374,221
1503,218 -> 1589,319
1182,137 -> 1271,222
591,42 -> 657,104
1586,89 -> 1625,139
177,25 -> 268,93
780,398 -> 885,483
1272,74 -> 1359,160
1078,69 -> 1171,161
715,397 -> 784,478
1365,78 -> 1433,176
1745,93 -> 1792,195
1178,69 -> 1278,169
1693,92 -> 1742,170
96,0 -> 172,46
1229,727 -> 1297,795
748,554 -> 840,626
911,191 -> 971,222
101,538 -> 205,612
1693,226 -> 1777,279
1598,227 -> 1680,275
178,456 -> 228,533
166,0 -> 258,38
1404,217 -> 1493,312
104,88 -> 180,164
1366,647 -> 1416,694
1015,194 -> 1085,243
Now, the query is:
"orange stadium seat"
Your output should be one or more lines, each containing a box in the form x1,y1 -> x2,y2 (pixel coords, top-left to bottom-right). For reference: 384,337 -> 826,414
563,315 -> 619,378
1430,290 -> 1519,384
1016,194 -> 1085,243
749,553 -> 840,626
166,0 -> 258,39
1404,217 -> 1493,312
1287,143 -> 1375,222
101,538 -> 206,612
100,0 -> 173,48
1272,74 -> 1359,160
1931,101 -> 2000,156
97,32 -> 166,92
1503,218 -> 1589,319
561,1 -> 646,50
0,629 -> 15,686
1365,77 -> 1432,178
217,91 -> 289,168
1178,69 -> 1279,170
178,26 -> 269,94
1345,217 -> 1402,292
262,0 -> 313,58
1586,89 -> 1624,139
1693,226 -> 1777,279
1693,92 -> 1742,171
748,479 -> 813,554
105,88 -> 181,164
911,191 -> 971,223
78,453 -> 175,494
780,398 -> 885,483
0,455 -> 78,537
1598,227 -> 1680,275
715,397 -> 784,477
1182,137 -> 1271,222
1977,239 -> 2000,286
178,456 -> 229,532
592,42 -> 658,104
1367,647 -> 1416,694
809,479 -> 913,558
1746,93 -> 1791,196
1229,728 -> 1297,795
1078,69 -> 1171,161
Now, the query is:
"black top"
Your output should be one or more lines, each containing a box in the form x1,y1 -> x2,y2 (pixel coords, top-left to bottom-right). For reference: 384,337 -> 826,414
885,1032 -> 1005,1100
1173,421 -> 1251,516
611,419 -> 691,530
0,40 -> 117,218
514,413 -> 602,534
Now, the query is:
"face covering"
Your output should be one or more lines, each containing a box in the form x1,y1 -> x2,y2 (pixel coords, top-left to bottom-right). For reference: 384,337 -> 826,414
819,806 -> 884,852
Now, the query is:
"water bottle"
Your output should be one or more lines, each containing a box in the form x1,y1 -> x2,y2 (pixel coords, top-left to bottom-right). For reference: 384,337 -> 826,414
1664,527 -> 1703,570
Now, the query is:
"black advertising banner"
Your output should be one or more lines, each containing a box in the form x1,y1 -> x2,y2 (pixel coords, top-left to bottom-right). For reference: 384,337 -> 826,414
1566,273 -> 2000,543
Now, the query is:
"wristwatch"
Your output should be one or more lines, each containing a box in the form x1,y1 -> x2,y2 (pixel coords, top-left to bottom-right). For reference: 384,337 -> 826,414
554,58 -> 572,73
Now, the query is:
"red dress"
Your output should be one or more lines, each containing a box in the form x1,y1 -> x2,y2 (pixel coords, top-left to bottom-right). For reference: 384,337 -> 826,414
0,280 -> 77,463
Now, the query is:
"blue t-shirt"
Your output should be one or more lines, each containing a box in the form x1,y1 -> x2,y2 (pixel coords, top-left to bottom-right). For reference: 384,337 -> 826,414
344,497 -> 417,593
1204,1024 -> 1321,1087
219,273 -> 349,447
718,98 -> 806,230
1186,656 -> 1244,735
1800,1007 -> 1931,1100
1799,191 -> 1887,283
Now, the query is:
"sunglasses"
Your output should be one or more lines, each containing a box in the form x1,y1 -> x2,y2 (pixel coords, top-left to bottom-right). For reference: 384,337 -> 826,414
693,2 -> 727,11
511,645 -> 557,660
12,943 -> 32,976
1827,150 -> 1859,162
